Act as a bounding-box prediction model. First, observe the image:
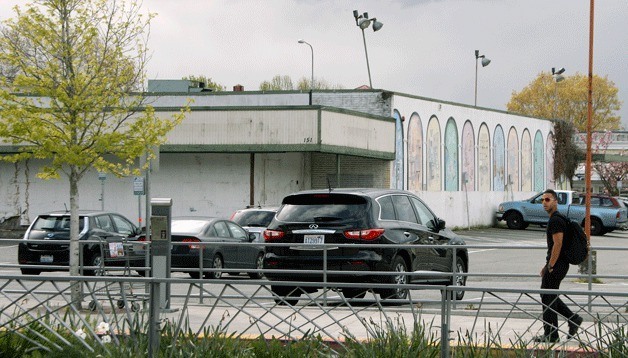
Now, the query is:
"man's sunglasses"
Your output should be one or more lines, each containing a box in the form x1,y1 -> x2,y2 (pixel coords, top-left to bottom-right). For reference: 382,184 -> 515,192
542,197 -> 553,202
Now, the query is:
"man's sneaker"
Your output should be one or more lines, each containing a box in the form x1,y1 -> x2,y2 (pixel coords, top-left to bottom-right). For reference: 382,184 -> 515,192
568,315 -> 583,338
533,334 -> 559,343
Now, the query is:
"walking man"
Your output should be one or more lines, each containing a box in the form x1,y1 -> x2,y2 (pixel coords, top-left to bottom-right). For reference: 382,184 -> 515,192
535,189 -> 583,342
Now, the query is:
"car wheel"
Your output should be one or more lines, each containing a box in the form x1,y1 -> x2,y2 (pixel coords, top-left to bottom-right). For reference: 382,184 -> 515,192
378,256 -> 409,300
206,254 -> 223,279
84,252 -> 104,276
271,285 -> 300,305
450,256 -> 467,300
343,288 -> 367,299
589,218 -> 604,236
248,253 -> 265,279
20,268 -> 41,275
188,271 -> 201,279
506,212 -> 528,230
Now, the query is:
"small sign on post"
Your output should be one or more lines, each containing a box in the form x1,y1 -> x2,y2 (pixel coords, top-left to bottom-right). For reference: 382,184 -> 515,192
133,176 -> 145,195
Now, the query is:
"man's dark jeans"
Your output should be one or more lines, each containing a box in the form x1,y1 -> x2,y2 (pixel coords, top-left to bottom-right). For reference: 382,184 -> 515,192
540,259 -> 573,337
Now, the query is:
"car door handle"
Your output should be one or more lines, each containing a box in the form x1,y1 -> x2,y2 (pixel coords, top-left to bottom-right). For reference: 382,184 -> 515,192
403,232 -> 411,237
427,236 -> 435,243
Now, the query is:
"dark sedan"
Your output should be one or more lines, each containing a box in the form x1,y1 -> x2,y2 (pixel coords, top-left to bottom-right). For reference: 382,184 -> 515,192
139,217 -> 264,279
18,210 -> 143,275
263,188 -> 468,303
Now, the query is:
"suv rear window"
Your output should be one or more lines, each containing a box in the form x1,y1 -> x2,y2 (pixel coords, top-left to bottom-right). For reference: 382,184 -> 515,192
32,216 -> 85,231
232,210 -> 276,227
277,194 -> 368,223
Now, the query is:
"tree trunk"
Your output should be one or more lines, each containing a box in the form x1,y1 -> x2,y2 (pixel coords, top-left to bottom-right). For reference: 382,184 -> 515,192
69,168 -> 82,309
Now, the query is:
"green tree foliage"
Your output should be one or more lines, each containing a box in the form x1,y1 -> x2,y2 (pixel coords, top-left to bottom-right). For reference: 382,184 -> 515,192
182,75 -> 225,92
507,72 -> 622,131
296,77 -> 344,90
0,0 -> 186,303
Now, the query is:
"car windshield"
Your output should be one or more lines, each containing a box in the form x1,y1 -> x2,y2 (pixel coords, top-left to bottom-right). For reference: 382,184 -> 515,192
232,210 -> 276,227
277,194 -> 368,223
32,216 -> 85,231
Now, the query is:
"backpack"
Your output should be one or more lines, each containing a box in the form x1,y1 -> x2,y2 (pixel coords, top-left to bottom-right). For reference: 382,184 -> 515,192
556,213 -> 589,265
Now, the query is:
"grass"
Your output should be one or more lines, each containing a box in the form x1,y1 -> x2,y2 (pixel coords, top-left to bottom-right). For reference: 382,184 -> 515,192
1,310 -> 625,357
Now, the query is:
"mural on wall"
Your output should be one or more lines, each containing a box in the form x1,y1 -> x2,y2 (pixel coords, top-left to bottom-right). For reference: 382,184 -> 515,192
444,118 -> 459,191
426,116 -> 442,191
393,110 -> 404,190
546,133 -> 555,189
493,125 -> 505,191
521,129 -> 532,191
533,130 -> 545,191
507,127 -> 520,192
461,121 -> 475,191
407,113 -> 423,191
478,123 -> 491,191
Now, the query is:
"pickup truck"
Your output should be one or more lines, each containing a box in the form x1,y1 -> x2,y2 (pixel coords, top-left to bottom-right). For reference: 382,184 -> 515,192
496,190 -> 628,236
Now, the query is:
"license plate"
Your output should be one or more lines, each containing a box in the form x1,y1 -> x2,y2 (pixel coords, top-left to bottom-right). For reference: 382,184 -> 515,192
40,255 -> 53,263
304,235 -> 324,245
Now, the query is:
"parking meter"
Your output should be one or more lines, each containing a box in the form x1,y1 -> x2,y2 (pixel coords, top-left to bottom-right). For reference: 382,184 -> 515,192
151,198 -> 172,309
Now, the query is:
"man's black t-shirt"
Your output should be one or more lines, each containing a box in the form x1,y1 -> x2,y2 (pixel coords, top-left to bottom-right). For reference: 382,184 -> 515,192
546,211 -> 567,262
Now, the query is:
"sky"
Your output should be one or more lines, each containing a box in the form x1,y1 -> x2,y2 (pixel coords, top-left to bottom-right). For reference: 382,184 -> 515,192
1,0 -> 627,129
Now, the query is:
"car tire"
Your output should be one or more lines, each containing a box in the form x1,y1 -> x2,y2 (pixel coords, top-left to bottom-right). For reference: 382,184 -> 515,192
20,268 -> 41,275
378,256 -> 409,300
206,254 -> 223,279
271,285 -> 300,305
506,212 -> 528,230
189,271 -> 201,279
248,253 -> 265,279
450,256 -> 467,300
589,218 -> 604,236
84,252 -> 104,276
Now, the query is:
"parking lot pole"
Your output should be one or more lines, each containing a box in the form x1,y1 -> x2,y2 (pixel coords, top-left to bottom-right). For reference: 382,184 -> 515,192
440,288 -> 451,357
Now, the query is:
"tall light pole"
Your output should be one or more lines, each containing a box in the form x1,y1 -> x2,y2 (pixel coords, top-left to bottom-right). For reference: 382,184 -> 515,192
353,10 -> 383,89
298,39 -> 314,105
474,50 -> 491,106
551,67 -> 566,119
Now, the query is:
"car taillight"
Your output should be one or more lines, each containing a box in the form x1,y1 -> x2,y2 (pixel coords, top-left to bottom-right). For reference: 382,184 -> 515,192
343,228 -> 384,241
264,229 -> 285,241
138,236 -> 148,242
617,211 -> 621,219
182,237 -> 201,249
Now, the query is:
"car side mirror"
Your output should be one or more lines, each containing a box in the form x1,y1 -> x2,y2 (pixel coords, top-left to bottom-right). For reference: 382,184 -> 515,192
248,232 -> 257,242
428,218 -> 446,232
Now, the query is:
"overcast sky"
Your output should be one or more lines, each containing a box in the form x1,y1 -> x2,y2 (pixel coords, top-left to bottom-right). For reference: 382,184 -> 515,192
2,0 -> 627,129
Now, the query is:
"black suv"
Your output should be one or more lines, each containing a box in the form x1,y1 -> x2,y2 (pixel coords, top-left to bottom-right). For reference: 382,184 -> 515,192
263,188 -> 468,303
18,210 -> 142,275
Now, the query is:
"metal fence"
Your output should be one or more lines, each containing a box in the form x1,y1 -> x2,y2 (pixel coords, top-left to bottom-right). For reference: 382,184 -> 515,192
1,239 -> 627,357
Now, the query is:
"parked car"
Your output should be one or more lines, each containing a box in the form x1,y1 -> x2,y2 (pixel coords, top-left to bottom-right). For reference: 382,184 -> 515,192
263,188 -> 468,304
496,190 -> 628,235
230,206 -> 279,242
138,217 -> 264,279
18,210 -> 143,275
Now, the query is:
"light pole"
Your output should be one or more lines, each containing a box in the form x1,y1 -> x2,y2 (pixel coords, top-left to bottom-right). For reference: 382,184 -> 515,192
353,10 -> 383,89
552,67 -> 566,119
298,39 -> 314,105
474,50 -> 491,106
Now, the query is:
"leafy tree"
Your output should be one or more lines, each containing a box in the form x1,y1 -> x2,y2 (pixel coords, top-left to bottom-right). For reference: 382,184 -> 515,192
259,75 -> 294,91
0,0 -> 186,306
182,75 -> 225,92
507,72 -> 622,131
260,75 -> 345,91
552,120 -> 583,188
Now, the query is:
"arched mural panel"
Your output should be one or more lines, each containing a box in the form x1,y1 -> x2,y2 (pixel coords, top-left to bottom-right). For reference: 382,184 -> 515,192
507,127 -> 519,192
444,118 -> 459,191
546,132 -> 555,189
393,110 -> 404,189
533,130 -> 544,191
426,116 -> 441,191
521,130 -> 532,191
493,125 -> 505,191
461,121 -> 475,191
478,124 -> 491,191
407,113 -> 423,191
